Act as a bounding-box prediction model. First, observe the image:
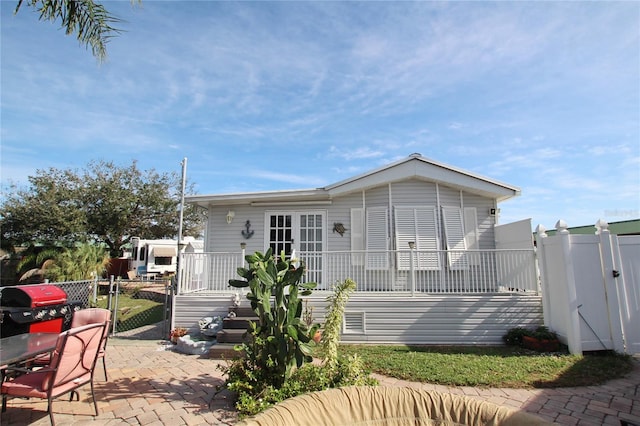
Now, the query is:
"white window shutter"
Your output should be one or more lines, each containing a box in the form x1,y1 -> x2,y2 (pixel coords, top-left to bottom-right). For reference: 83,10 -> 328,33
442,207 -> 469,270
350,208 -> 365,266
365,208 -> 389,270
394,208 -> 415,270
395,207 -> 440,270
415,207 -> 441,270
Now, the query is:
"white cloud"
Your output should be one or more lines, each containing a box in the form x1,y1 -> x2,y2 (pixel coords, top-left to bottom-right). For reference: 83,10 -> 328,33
328,146 -> 385,161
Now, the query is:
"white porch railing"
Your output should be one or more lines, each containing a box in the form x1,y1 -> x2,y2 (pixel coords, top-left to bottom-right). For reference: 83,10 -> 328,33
178,249 -> 539,295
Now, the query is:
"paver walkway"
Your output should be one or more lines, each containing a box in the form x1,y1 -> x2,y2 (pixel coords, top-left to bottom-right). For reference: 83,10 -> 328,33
0,338 -> 638,425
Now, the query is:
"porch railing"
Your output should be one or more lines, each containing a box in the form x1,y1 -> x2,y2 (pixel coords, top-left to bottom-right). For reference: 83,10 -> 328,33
177,249 -> 539,295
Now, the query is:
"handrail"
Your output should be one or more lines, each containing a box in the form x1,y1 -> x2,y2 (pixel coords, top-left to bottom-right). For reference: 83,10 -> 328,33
177,249 -> 538,295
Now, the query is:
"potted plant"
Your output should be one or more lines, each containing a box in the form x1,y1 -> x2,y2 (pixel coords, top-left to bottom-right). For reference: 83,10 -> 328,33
169,327 -> 188,344
522,326 -> 560,352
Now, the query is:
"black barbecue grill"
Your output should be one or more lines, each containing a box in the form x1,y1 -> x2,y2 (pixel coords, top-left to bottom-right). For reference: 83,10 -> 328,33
0,284 -> 81,337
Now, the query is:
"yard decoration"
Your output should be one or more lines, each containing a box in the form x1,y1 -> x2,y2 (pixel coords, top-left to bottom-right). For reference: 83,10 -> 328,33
228,248 -> 319,387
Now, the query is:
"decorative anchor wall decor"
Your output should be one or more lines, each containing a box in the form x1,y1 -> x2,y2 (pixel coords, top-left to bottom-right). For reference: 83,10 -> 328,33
241,220 -> 255,239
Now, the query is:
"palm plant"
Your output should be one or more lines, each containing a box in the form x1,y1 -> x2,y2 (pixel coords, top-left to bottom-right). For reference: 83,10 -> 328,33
13,0 -> 140,62
16,248 -> 61,282
45,243 -> 110,282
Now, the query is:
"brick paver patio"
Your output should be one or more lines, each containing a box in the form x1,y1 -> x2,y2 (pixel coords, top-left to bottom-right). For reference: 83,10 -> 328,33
1,338 -> 638,425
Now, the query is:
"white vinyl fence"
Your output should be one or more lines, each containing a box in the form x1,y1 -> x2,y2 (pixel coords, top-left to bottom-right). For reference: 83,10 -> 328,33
536,219 -> 639,354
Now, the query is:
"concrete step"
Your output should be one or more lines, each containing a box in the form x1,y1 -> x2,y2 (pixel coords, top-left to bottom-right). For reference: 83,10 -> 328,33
208,343 -> 245,359
223,317 -> 256,329
216,328 -> 249,344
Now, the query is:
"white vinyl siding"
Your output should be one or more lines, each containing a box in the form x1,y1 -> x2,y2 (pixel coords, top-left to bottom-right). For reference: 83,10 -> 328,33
442,206 -> 469,270
395,207 -> 441,270
350,208 -> 365,266
365,207 -> 389,270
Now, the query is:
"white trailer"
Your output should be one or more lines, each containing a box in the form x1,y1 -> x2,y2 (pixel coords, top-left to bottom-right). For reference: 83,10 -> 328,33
129,237 -> 178,278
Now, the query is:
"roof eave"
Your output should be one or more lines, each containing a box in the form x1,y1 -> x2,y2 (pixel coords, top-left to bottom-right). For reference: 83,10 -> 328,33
326,154 -> 520,202
185,188 -> 328,208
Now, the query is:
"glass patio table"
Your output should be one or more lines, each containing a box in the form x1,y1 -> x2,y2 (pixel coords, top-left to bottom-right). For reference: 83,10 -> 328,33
0,332 -> 59,370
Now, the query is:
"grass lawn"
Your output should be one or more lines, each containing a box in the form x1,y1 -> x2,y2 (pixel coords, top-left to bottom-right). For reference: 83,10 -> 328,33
95,294 -> 164,332
340,344 -> 635,388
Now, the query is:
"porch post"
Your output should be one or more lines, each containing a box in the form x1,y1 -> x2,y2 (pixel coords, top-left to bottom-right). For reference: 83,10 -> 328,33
409,242 -> 416,296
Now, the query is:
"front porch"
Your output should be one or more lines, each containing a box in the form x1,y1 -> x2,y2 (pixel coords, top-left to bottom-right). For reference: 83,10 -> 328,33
177,248 -> 539,295
173,249 -> 542,345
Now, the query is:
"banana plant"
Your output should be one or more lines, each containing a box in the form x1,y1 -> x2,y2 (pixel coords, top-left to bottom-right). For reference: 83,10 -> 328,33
229,247 -> 319,387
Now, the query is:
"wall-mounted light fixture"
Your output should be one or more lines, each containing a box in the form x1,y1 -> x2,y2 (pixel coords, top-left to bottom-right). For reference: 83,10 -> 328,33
226,210 -> 235,224
408,241 -> 416,249
490,208 -> 497,216
240,242 -> 247,250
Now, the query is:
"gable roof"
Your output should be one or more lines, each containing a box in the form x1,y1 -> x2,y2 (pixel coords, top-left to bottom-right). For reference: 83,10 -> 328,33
186,153 -> 520,208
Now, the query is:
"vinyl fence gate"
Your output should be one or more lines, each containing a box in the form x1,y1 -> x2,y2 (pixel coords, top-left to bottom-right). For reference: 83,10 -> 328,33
536,221 -> 640,354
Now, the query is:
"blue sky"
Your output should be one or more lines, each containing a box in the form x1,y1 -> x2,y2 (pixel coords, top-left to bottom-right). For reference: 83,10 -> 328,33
1,1 -> 639,231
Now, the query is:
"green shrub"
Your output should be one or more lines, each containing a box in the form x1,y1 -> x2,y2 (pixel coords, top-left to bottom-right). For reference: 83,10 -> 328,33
531,326 -> 558,340
221,273 -> 376,418
503,327 -> 532,346
503,326 -> 559,347
223,353 -> 378,418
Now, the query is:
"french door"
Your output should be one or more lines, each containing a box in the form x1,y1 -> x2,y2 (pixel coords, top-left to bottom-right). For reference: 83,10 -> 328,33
266,211 -> 325,285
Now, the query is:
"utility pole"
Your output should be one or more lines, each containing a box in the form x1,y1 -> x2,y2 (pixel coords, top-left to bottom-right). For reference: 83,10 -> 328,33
176,157 -> 187,291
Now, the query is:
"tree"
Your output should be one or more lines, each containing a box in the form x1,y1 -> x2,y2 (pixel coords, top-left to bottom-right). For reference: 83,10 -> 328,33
0,160 -> 204,257
13,0 -> 140,62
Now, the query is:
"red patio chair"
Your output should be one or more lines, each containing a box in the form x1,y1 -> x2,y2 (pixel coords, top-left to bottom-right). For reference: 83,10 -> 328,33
70,308 -> 111,381
1,322 -> 106,426
32,308 -> 111,381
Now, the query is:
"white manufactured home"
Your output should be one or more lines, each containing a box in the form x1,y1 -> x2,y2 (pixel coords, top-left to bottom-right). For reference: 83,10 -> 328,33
174,154 -> 542,345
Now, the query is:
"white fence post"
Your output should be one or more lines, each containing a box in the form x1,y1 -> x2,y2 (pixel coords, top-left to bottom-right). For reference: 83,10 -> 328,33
534,225 -> 551,327
596,219 -> 626,353
556,220 -> 583,355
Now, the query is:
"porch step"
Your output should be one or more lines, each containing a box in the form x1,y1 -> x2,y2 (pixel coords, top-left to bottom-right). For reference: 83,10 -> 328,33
230,306 -> 255,317
208,343 -> 245,359
223,316 -> 256,329
216,328 -> 248,344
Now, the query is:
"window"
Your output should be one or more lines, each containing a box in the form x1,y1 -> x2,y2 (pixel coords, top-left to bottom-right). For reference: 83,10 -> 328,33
155,257 -> 172,266
268,214 -> 293,257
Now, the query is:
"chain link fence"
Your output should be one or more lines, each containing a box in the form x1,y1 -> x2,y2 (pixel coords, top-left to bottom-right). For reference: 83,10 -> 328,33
55,278 -> 173,340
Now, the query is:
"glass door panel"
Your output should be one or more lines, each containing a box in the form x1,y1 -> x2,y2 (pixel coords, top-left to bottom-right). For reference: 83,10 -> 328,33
268,214 -> 293,258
